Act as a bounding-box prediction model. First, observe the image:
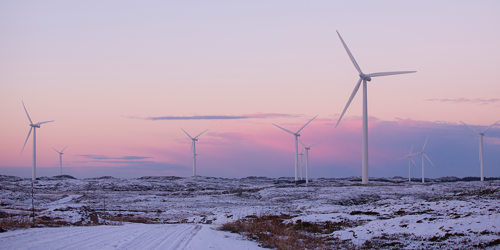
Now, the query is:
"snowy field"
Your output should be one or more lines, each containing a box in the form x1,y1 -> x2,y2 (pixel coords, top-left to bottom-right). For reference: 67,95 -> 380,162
0,223 -> 262,250
1,175 -> 500,249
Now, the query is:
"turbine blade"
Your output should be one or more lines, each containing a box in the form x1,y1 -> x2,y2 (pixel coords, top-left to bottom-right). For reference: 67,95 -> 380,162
336,31 -> 362,74
309,142 -> 321,148
22,101 -> 33,124
459,121 -> 480,134
52,148 -> 60,153
409,144 -> 414,154
61,146 -> 68,152
424,153 -> 435,167
21,127 -> 33,154
365,71 -> 416,78
336,78 -> 362,127
422,135 -> 429,151
181,128 -> 194,139
301,148 -> 305,154
296,115 -> 318,133
410,158 -> 419,168
408,152 -> 422,157
35,120 -> 55,126
481,120 -> 500,133
299,139 -> 306,148
272,124 -> 294,134
189,141 -> 194,159
194,129 -> 208,139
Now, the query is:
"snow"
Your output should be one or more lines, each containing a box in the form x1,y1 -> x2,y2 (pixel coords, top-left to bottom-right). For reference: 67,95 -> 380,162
2,175 -> 500,249
0,223 -> 262,250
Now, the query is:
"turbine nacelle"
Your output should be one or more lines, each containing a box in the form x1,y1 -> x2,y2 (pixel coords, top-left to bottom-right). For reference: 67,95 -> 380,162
30,124 -> 40,128
360,73 -> 371,81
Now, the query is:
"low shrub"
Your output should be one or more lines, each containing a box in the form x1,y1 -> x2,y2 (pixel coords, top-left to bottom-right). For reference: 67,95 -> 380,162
1,214 -> 32,231
220,214 -> 356,250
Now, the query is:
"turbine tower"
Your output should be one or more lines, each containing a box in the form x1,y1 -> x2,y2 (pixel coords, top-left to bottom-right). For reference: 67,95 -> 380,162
335,31 -> 416,185
399,144 -> 418,182
21,101 -> 55,181
299,148 -> 304,180
181,128 -> 208,177
53,146 -> 68,176
413,135 -> 434,183
299,139 -> 320,185
460,120 -> 500,182
273,116 -> 317,182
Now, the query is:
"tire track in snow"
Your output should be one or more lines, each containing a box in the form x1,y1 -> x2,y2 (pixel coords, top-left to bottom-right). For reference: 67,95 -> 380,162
117,224 -> 201,250
0,224 -> 202,250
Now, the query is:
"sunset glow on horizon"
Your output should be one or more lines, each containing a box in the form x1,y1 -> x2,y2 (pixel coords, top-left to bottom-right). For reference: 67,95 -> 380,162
1,1 -> 499,179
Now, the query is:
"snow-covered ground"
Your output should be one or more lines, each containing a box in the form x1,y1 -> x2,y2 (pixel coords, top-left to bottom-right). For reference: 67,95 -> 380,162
0,223 -> 262,250
1,175 -> 500,249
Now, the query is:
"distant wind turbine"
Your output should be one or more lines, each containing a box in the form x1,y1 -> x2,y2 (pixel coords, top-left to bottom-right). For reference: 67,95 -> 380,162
335,31 -> 416,185
21,101 -> 54,181
460,120 -> 500,182
412,135 -> 434,183
273,116 -> 317,182
299,139 -> 320,185
399,144 -> 419,182
53,146 -> 68,175
181,128 -> 208,177
299,148 -> 304,180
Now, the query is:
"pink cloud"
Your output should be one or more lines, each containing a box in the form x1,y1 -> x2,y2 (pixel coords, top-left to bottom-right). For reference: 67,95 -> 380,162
427,98 -> 500,105
241,112 -> 301,119
131,112 -> 300,121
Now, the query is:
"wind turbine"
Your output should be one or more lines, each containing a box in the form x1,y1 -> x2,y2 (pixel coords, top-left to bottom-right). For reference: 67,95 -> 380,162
21,101 -> 54,181
53,146 -> 68,176
299,148 -> 305,180
412,135 -> 434,183
399,144 -> 419,182
460,120 -> 500,182
299,139 -> 320,185
335,31 -> 416,185
181,128 -> 208,177
273,116 -> 317,183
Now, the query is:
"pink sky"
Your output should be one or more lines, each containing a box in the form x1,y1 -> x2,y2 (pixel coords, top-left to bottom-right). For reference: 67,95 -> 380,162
1,1 -> 499,179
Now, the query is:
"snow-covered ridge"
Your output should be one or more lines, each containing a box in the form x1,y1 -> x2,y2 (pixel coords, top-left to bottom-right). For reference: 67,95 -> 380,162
1,175 -> 500,249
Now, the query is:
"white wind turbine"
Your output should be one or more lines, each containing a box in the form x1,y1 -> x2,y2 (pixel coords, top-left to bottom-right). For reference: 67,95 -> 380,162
399,144 -> 419,182
21,101 -> 55,181
460,120 -> 500,182
181,128 -> 208,177
299,148 -> 304,180
335,31 -> 416,185
412,135 -> 434,183
299,139 -> 320,185
53,146 -> 68,176
273,116 -> 317,182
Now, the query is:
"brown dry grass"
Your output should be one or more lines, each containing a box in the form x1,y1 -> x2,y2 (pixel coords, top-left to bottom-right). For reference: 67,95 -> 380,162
220,214 -> 356,250
0,214 -> 32,231
0,210 -> 124,232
